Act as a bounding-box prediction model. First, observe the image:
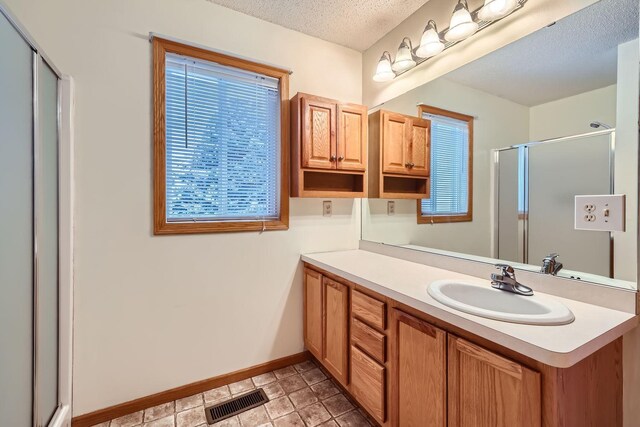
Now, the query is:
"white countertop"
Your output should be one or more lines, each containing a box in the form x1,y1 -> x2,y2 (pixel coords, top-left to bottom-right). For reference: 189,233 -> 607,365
301,249 -> 638,368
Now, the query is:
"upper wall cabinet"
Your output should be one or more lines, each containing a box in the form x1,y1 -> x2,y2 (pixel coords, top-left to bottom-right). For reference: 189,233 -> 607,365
291,93 -> 368,197
369,110 -> 431,199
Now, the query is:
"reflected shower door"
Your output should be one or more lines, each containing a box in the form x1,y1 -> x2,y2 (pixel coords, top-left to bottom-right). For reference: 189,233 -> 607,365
0,12 -> 34,427
35,57 -> 60,426
496,148 -> 526,263
528,134 -> 611,276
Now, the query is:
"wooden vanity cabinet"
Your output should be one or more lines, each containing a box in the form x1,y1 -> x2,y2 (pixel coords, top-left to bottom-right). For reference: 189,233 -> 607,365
390,309 -> 446,427
303,268 -> 349,386
302,263 -> 622,427
291,93 -> 368,197
448,336 -> 541,427
369,110 -> 431,199
323,277 -> 349,385
303,268 -> 323,360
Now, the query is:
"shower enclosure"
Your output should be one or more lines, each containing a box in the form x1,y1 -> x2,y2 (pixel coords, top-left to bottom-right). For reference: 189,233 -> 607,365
1,4 -> 71,426
494,130 -> 614,278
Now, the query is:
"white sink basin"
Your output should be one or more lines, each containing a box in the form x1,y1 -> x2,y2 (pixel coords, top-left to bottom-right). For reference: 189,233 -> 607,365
428,280 -> 575,325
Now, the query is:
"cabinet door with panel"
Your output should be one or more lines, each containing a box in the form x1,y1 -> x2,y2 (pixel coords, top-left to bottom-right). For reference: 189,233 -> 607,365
337,104 -> 367,171
407,118 -> 430,177
391,309 -> 446,427
382,111 -> 410,175
301,96 -> 337,170
323,277 -> 349,386
303,268 -> 323,360
448,336 -> 541,427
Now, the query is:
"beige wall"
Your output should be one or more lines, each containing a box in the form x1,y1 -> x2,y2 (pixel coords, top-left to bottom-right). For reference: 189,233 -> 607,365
4,0 -> 362,415
362,77 -> 530,256
362,0 -> 598,107
615,39 -> 639,284
529,85 -> 617,140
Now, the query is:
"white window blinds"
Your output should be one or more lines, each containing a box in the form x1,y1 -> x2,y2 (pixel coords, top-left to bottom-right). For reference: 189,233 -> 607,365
421,113 -> 469,216
165,53 -> 281,222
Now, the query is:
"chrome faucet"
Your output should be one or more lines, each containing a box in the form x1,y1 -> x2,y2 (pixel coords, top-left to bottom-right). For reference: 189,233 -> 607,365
540,253 -> 563,275
491,264 -> 534,296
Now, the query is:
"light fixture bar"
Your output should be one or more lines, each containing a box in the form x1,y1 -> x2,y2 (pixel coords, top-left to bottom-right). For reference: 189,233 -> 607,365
390,0 -> 527,79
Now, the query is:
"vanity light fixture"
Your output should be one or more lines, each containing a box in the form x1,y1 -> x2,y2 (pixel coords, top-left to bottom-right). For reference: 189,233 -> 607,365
373,51 -> 396,82
391,37 -> 417,73
478,0 -> 519,21
416,20 -> 445,58
445,0 -> 479,42
372,0 -> 527,82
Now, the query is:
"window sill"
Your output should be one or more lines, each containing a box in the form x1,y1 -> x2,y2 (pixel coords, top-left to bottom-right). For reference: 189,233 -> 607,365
153,219 -> 289,235
417,214 -> 472,224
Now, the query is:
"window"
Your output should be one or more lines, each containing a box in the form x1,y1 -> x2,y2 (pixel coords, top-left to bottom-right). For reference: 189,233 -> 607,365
153,37 -> 289,234
417,105 -> 473,224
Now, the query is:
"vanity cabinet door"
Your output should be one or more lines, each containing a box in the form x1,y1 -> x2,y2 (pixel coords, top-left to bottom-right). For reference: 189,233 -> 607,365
382,111 -> 411,175
301,96 -> 337,170
303,268 -> 323,360
323,277 -> 349,386
407,118 -> 430,177
448,336 -> 541,427
337,104 -> 367,171
390,309 -> 446,427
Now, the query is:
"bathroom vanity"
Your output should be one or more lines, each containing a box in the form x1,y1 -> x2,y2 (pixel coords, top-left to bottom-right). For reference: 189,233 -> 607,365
301,249 -> 637,427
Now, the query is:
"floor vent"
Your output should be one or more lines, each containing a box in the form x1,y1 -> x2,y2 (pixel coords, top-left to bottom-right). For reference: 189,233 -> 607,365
205,388 -> 269,424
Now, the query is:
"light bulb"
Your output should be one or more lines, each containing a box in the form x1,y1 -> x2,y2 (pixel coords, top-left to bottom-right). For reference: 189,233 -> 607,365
391,38 -> 416,73
373,51 -> 395,82
445,0 -> 479,42
478,0 -> 518,21
416,20 -> 445,58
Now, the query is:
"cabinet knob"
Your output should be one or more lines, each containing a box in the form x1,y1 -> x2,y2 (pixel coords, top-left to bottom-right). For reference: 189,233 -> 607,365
405,162 -> 415,168
338,156 -> 344,161
410,162 -> 415,168
330,156 -> 337,162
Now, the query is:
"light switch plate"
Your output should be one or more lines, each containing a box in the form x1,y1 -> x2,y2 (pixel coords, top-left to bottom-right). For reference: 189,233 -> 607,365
323,200 -> 332,217
574,194 -> 625,232
387,201 -> 395,215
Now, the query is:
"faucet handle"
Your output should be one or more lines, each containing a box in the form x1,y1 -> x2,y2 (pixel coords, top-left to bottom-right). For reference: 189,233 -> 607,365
544,253 -> 559,261
494,263 -> 515,276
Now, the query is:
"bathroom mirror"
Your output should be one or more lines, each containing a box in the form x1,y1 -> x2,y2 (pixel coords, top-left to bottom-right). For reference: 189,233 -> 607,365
361,0 -> 639,290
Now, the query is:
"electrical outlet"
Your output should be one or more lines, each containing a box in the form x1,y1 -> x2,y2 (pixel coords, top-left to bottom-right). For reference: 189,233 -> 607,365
387,201 -> 395,215
575,195 -> 625,232
323,200 -> 332,217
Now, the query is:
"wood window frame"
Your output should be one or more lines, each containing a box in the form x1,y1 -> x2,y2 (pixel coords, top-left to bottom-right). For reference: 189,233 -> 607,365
153,37 -> 290,234
416,105 -> 474,224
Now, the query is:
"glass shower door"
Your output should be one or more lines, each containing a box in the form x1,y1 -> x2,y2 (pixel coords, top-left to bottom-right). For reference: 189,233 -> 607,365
0,10 -> 61,426
0,12 -> 35,427
528,134 -> 612,276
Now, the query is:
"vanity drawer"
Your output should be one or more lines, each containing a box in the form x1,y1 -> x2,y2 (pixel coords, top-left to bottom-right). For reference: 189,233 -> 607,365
351,345 -> 386,423
352,318 -> 386,363
352,290 -> 386,330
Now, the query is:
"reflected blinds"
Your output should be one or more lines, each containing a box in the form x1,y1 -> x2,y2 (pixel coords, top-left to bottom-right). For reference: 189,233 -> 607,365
421,113 -> 469,216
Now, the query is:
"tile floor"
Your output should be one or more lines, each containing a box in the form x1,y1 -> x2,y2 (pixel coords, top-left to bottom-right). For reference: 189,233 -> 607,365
91,359 -> 373,427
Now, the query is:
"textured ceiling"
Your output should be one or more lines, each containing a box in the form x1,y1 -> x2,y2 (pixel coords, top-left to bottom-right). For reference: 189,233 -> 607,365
206,0 -> 430,51
444,0 -> 639,106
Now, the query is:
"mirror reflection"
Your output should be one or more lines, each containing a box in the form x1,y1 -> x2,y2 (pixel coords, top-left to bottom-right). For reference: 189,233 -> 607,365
362,0 -> 638,289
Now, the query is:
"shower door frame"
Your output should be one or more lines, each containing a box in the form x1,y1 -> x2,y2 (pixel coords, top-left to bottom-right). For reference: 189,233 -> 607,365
0,2 -> 74,427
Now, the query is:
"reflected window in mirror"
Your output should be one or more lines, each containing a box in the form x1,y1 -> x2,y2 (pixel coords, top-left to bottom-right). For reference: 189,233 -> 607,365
417,106 -> 474,224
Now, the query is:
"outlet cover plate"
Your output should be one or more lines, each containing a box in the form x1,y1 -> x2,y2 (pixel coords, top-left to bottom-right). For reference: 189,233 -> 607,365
323,200 -> 332,217
574,194 -> 625,232
387,201 -> 395,215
